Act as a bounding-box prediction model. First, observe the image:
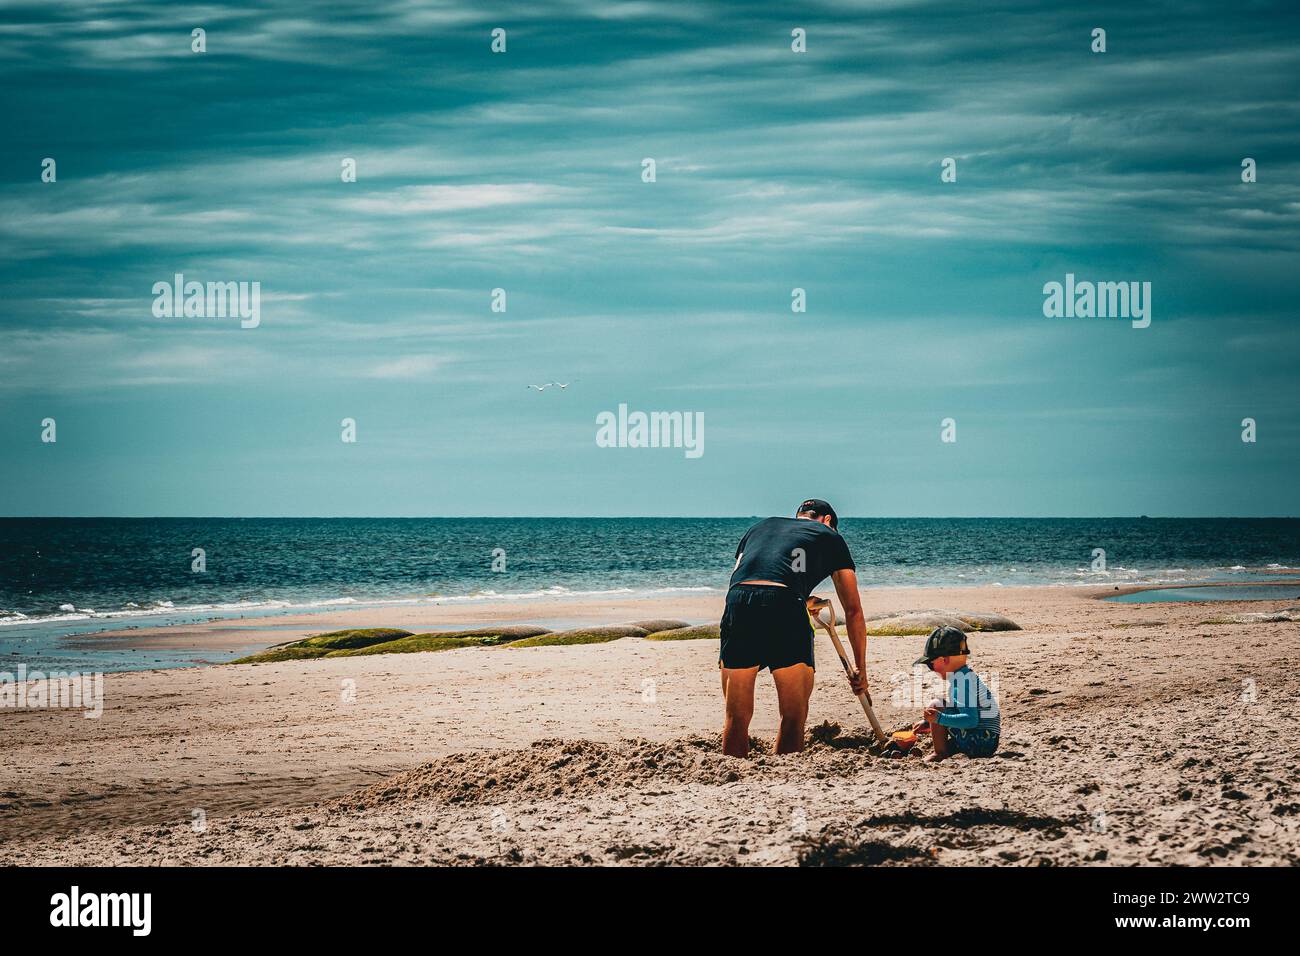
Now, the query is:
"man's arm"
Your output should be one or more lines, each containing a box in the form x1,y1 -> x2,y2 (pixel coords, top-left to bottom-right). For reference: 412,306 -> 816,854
830,568 -> 868,695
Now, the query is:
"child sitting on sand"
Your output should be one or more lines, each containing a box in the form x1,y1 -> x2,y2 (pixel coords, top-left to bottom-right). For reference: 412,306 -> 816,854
915,625 -> 1000,762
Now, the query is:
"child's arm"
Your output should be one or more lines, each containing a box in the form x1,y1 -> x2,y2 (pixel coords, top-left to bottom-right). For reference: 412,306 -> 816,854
935,671 -> 980,729
935,707 -> 979,729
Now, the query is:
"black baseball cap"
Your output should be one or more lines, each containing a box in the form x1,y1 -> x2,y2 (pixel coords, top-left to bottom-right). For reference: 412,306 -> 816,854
796,498 -> 838,530
915,625 -> 970,666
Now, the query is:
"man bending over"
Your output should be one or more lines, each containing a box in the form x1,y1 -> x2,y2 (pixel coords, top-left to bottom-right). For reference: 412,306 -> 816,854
719,498 -> 866,757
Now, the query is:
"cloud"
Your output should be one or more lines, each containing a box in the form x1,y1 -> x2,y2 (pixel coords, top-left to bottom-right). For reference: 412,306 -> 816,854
0,0 -> 1297,520
363,354 -> 445,379
339,183 -> 569,215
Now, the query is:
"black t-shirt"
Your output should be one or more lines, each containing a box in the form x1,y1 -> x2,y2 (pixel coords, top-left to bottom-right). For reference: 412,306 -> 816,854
728,516 -> 855,599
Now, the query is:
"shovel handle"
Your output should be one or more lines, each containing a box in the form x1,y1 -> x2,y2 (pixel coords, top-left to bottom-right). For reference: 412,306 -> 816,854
812,599 -> 887,741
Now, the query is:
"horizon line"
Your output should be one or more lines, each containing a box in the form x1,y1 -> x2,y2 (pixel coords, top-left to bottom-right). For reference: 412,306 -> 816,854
2,515 -> 1297,521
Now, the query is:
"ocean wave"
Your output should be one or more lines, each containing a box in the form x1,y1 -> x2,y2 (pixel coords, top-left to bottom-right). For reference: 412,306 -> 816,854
1,565 -> 1288,629
0,584 -> 725,629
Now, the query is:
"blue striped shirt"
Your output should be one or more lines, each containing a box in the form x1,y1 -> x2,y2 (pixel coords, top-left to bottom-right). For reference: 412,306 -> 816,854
936,665 -> 1001,735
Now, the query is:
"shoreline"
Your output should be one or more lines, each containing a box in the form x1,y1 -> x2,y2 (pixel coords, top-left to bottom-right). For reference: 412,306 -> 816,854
5,562 -> 1294,632
3,570 -> 1294,626
12,576 -> 1297,669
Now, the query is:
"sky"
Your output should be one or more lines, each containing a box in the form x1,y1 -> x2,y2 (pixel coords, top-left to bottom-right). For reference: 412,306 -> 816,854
1,0 -> 1297,517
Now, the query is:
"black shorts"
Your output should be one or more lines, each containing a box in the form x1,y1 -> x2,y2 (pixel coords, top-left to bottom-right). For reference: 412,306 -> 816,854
719,584 -> 815,671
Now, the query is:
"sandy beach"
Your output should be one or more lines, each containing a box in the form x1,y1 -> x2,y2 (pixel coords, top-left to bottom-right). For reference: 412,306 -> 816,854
2,584 -> 1297,866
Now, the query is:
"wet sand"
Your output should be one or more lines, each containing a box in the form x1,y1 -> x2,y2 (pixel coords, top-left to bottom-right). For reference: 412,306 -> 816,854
2,585 -> 1297,865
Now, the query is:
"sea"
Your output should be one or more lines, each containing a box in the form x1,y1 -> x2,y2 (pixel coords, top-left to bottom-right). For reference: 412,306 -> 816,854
1,517 -> 1297,671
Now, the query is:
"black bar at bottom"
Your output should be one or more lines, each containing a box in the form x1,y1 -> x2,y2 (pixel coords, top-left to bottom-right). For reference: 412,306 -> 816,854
1,865 -> 1273,942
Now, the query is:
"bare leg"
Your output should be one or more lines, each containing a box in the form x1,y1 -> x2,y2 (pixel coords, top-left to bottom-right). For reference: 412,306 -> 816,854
772,663 -> 814,754
721,667 -> 759,758
926,723 -> 952,763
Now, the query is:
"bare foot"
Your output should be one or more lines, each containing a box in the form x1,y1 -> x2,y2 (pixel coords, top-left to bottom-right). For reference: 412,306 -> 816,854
923,751 -> 944,763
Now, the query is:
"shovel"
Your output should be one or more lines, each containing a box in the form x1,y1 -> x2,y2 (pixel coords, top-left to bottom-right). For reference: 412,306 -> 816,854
806,596 -> 887,742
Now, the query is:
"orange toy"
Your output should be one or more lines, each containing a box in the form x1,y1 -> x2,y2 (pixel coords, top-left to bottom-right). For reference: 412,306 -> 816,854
890,730 -> 918,751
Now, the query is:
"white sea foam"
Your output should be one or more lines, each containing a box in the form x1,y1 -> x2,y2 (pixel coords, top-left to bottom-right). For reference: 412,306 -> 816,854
0,584 -> 726,629
2,564 -> 1287,630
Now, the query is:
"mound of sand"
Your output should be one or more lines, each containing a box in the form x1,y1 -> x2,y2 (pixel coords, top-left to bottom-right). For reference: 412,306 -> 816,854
232,628 -> 416,663
232,624 -> 552,663
325,731 -> 899,814
862,610 -> 1021,635
645,624 -> 720,641
1213,607 -> 1300,624
299,628 -> 413,649
328,737 -> 738,810
446,625 -> 553,639
333,634 -> 494,656
627,619 -> 691,633
509,625 -> 648,647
